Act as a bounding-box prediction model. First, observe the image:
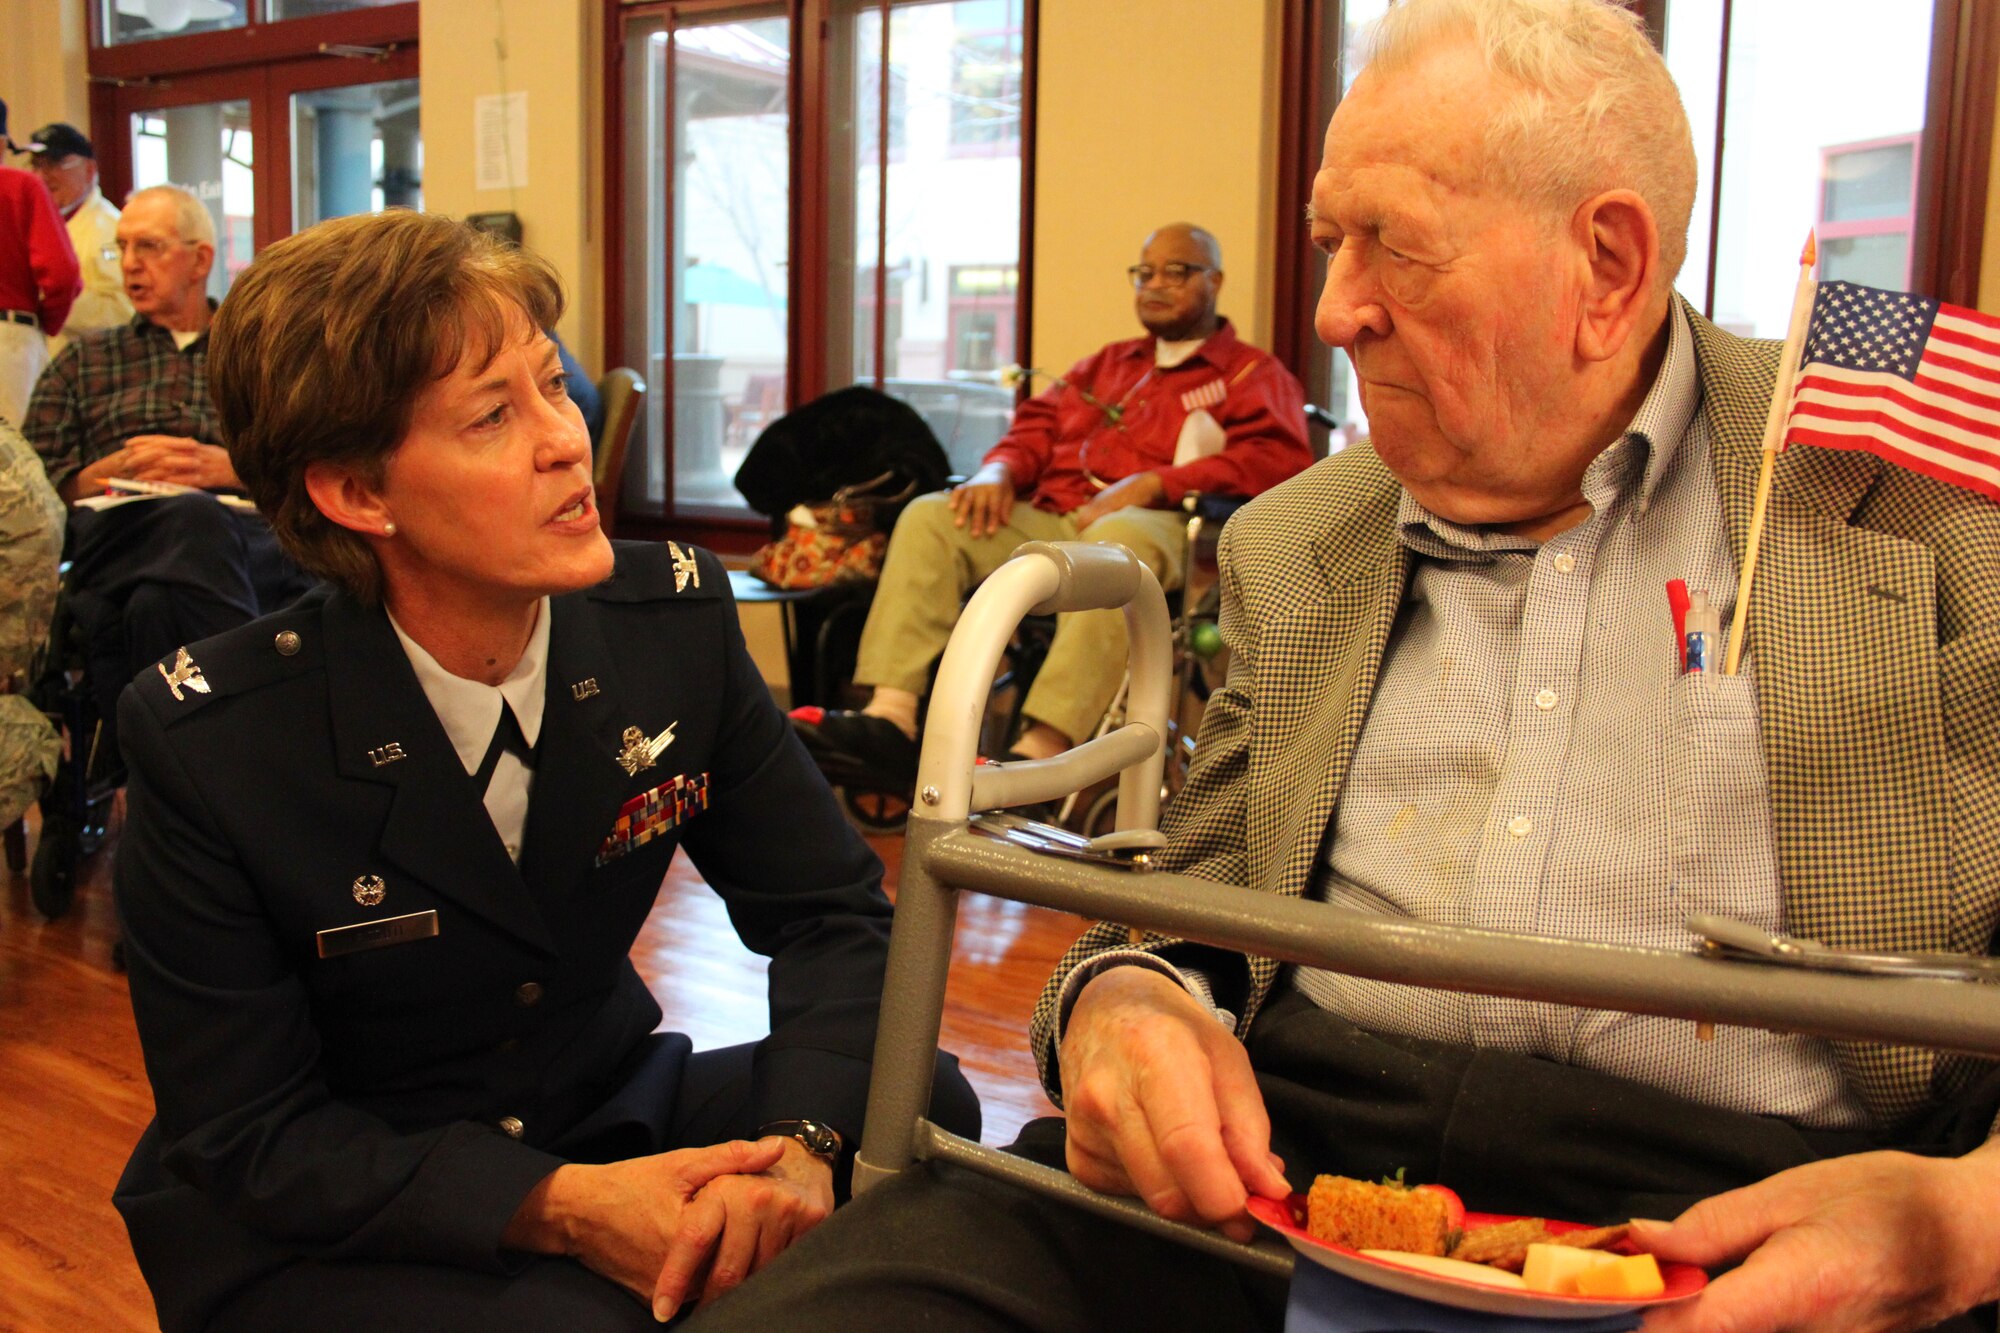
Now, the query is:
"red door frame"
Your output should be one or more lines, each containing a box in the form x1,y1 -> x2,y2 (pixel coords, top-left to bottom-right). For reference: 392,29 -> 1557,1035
87,1 -> 420,250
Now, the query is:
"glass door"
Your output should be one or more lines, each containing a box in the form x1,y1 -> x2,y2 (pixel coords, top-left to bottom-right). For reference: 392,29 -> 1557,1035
101,45 -> 420,290
110,70 -> 269,300
835,0 -> 1027,475
289,78 -> 422,227
622,4 -> 794,517
275,47 -> 423,230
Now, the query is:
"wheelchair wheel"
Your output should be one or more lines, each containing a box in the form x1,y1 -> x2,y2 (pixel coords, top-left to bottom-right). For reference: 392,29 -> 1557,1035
1080,786 -> 1120,840
842,786 -> 911,832
30,815 -> 79,921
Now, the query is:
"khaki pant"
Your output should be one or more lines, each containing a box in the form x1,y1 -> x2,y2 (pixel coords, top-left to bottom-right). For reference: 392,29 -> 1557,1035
0,321 -> 47,429
853,493 -> 1186,745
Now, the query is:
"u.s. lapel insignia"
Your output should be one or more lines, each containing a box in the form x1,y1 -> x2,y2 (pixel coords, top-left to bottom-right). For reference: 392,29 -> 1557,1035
352,874 -> 387,906
617,725 -> 655,777
157,646 -> 210,701
368,742 -> 407,767
669,541 -> 699,593
571,677 -> 600,701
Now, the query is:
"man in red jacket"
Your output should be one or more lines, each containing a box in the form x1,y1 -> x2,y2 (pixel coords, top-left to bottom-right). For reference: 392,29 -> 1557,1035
793,223 -> 1311,790
0,99 -> 80,428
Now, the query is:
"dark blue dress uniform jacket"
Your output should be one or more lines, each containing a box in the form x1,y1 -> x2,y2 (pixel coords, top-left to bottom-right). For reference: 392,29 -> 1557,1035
111,542 -> 900,1332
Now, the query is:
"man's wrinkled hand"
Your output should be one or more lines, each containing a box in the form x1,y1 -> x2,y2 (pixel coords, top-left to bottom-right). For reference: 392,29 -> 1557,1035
1635,1145 -> 2000,1333
1069,470 -> 1164,532
948,462 -> 1017,538
653,1137 -> 835,1320
1058,964 -> 1289,1244
119,435 -> 242,490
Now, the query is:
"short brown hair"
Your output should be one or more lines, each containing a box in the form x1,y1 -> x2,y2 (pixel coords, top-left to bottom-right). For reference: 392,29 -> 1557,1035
208,209 -> 565,603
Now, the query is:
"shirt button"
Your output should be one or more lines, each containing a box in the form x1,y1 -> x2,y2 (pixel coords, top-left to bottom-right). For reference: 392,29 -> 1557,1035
515,981 -> 544,1006
505,843 -> 520,860
1507,815 -> 1533,839
1552,552 -> 1576,574
1534,688 -> 1558,711
497,1115 -> 525,1139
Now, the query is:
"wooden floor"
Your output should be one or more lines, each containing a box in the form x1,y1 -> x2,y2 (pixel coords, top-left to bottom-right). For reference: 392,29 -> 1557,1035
0,805 -> 1085,1333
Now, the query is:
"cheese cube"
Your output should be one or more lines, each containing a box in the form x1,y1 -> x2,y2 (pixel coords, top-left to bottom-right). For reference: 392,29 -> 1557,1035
1521,1243 -> 1620,1294
1572,1252 -> 1666,1299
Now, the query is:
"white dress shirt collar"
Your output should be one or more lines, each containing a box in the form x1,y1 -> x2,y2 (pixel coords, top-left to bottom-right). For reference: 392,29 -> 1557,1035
387,597 -> 552,777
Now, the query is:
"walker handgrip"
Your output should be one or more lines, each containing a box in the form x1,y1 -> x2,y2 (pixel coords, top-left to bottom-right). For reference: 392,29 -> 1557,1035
1018,541 -> 1142,615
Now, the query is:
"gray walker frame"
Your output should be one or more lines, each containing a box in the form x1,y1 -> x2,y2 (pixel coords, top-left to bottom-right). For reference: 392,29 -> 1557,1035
852,540 -> 2000,1281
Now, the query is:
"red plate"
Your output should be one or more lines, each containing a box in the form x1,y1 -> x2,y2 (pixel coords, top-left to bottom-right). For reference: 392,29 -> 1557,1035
1249,1194 -> 1708,1319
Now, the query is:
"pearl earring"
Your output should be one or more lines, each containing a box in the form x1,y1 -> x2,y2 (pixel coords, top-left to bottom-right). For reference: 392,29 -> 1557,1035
382,522 -> 397,537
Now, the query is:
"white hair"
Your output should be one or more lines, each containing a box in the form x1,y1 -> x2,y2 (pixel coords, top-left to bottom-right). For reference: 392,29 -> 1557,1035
1365,0 -> 1697,283
128,183 -> 217,249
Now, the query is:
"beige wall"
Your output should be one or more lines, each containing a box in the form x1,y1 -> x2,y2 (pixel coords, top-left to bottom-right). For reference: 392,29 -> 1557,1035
1030,0 -> 1283,375
0,0 -> 89,152
418,0 -> 604,371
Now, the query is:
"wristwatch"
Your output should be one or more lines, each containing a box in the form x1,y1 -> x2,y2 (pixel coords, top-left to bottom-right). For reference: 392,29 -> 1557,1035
758,1118 -> 843,1163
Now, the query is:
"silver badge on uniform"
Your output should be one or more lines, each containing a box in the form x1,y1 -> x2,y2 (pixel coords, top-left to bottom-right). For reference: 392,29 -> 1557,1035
317,909 -> 438,958
616,721 -> 678,777
669,541 -> 699,593
352,874 -> 387,906
157,647 -> 210,701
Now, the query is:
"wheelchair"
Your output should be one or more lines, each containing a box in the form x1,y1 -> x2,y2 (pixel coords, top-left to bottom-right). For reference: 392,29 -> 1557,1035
816,402 -> 1342,834
19,571 -> 121,921
816,489 -> 1235,836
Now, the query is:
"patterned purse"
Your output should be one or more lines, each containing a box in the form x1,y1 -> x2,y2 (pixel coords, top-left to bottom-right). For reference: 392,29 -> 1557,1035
749,470 -> 913,590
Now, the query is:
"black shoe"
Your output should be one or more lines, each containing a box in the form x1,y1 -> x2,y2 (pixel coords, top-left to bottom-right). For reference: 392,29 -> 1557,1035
790,707 -> 920,790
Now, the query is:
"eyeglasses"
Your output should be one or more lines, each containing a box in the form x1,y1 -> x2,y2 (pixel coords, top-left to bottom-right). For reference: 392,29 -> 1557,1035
116,237 -> 185,262
1127,262 -> 1212,289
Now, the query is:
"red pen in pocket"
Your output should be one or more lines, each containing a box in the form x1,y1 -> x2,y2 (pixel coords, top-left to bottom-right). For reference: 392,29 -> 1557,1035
1666,579 -> 1691,672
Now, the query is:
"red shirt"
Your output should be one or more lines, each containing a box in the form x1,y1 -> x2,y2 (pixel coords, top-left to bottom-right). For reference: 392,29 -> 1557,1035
0,167 -> 79,334
983,319 -> 1312,516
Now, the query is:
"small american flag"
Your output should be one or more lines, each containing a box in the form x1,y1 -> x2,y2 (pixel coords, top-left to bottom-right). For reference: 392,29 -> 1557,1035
1785,279 -> 2000,502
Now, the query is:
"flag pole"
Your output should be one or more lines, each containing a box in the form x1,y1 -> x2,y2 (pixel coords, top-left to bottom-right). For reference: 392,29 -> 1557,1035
1724,232 -> 1818,677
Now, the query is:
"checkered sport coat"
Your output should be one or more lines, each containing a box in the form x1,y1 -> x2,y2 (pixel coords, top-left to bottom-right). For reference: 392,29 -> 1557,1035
1031,301 -> 2000,1132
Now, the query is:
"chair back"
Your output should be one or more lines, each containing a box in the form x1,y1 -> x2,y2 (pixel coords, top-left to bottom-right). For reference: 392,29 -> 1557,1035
594,367 -> 646,538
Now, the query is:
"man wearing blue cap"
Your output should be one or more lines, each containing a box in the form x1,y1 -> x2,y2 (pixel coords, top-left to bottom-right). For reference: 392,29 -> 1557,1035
24,121 -> 132,353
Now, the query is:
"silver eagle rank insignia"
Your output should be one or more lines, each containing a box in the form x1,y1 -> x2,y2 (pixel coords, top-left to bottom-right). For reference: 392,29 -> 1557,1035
669,541 -> 699,593
157,646 -> 211,702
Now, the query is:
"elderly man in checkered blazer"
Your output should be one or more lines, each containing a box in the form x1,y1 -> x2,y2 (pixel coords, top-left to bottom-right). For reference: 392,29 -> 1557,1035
679,3 -> 2000,1331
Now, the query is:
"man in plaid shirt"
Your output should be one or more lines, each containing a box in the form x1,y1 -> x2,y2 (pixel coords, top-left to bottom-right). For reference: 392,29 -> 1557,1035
23,184 -> 307,762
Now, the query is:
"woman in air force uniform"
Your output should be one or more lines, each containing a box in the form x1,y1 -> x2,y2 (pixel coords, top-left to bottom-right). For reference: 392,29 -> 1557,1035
110,209 -> 978,1333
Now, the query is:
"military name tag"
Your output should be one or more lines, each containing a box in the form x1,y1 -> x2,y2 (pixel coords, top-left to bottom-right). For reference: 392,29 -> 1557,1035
316,909 -> 440,959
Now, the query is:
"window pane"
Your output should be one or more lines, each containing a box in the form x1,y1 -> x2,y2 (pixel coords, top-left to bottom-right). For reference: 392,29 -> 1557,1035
1822,140 -> 1915,223
623,10 -> 792,516
291,78 -> 422,230
1319,0 -> 1391,449
843,0 -> 1026,476
130,101 -> 255,300
1820,232 -> 1912,289
1662,0 -> 1724,304
99,0 -> 247,45
1671,0 -> 1935,336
